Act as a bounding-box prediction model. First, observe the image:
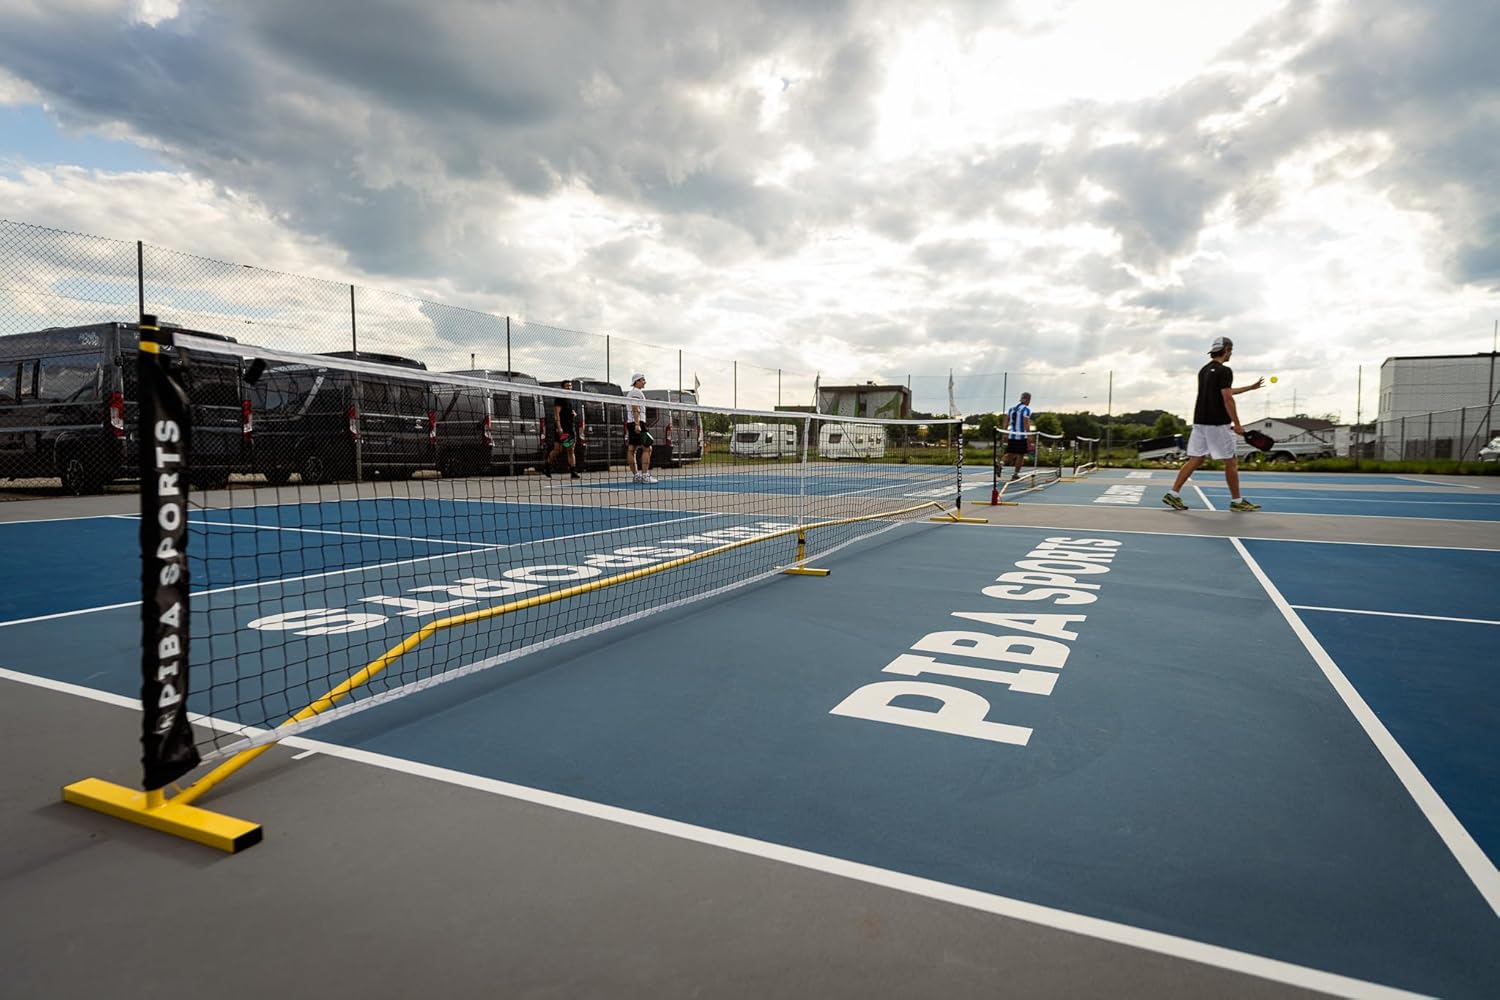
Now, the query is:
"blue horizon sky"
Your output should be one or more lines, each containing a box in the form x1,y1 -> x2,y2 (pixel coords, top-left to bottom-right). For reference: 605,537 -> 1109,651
0,104 -> 164,175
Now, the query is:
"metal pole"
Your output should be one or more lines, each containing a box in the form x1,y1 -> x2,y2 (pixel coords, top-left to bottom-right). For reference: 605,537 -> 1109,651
136,241 -> 144,324
1355,365 -> 1362,467
777,369 -> 782,408
733,361 -> 738,408
678,350 -> 683,396
350,285 -> 362,481
1486,338 -> 1496,453
605,335 -> 610,384
1400,416 -> 1406,460
506,316 -> 511,373
1105,370 -> 1113,459
1459,406 -> 1467,461
1427,411 -> 1433,460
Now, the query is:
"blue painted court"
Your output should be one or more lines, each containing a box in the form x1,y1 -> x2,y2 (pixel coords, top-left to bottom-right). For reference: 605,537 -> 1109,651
2,469 -> 1497,997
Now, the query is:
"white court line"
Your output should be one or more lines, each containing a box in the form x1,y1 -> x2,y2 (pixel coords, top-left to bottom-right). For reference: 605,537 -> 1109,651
0,663 -> 1423,1000
0,511 -> 139,527
1010,499 -> 1500,525
1290,605 -> 1500,627
1399,476 -> 1479,489
1192,485 -> 1216,510
0,547 -> 495,629
1197,492 -> 1500,507
195,520 -> 507,548
1232,538 -> 1500,919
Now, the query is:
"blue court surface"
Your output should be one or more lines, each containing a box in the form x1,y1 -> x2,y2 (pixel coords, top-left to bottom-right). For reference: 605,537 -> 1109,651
2,481 -> 1498,997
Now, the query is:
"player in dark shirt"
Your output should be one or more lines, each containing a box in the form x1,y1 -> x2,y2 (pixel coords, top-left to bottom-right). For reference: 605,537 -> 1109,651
544,379 -> 582,479
1162,337 -> 1264,511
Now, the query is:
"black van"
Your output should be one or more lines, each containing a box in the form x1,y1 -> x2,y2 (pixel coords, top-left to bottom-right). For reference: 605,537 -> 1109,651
643,388 -> 704,467
0,322 -> 251,494
434,370 -> 547,476
541,378 -> 625,472
251,351 -> 437,485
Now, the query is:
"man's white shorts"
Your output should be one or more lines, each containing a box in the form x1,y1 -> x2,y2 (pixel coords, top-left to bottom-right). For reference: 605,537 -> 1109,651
1187,424 -> 1237,460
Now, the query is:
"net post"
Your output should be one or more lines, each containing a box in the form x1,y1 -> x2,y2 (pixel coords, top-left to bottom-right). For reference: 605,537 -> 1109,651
990,427 -> 999,505
782,526 -> 831,576
62,314 -> 262,853
782,415 -> 833,573
931,419 -> 987,522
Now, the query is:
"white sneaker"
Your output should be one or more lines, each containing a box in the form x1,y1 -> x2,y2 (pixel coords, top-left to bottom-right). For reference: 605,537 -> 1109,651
640,475 -> 658,484
631,472 -> 645,483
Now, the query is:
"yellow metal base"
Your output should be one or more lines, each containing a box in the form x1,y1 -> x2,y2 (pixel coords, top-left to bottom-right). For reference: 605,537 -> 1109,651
63,777 -> 262,853
930,515 -> 989,523
782,566 -> 831,576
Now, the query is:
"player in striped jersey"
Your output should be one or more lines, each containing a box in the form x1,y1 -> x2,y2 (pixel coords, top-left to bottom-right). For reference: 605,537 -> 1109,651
1002,392 -> 1033,480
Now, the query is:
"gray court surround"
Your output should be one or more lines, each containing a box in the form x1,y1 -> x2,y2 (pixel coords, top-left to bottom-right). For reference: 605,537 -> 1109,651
2,469 -> 1497,998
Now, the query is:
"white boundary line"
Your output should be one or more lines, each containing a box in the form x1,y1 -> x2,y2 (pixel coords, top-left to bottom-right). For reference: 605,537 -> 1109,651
1192,484 -> 1216,510
1196,492 -> 1500,508
0,664 -> 1427,999
1291,605 -> 1500,627
1231,538 -> 1500,918
0,511 -> 139,527
1012,499 -> 1500,525
1399,476 -> 1480,489
195,520 -> 507,548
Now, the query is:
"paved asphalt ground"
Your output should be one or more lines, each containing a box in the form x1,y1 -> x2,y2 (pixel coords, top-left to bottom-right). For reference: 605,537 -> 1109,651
2,466 -> 1497,999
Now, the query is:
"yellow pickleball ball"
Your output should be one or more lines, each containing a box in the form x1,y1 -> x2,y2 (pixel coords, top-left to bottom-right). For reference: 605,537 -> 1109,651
1269,375 -> 1278,383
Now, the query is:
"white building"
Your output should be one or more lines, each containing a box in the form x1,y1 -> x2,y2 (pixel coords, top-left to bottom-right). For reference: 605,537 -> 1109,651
1376,352 -> 1499,460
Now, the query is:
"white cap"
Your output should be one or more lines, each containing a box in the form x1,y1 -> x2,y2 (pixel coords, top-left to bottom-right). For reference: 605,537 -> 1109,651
1209,336 -> 1233,355
630,372 -> 646,384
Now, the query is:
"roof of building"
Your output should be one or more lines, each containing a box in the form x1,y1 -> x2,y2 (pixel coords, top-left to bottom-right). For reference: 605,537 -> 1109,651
1276,416 -> 1338,432
1381,351 -> 1499,364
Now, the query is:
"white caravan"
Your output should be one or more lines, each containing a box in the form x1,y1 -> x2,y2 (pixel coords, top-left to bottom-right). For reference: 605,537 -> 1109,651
818,423 -> 886,459
730,422 -> 799,458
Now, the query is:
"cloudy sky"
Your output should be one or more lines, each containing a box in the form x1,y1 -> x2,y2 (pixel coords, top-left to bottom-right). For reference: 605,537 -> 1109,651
1,0 -> 1497,418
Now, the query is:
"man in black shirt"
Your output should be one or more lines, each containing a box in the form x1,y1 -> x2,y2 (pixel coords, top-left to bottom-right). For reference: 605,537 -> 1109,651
1162,337 -> 1264,511
544,379 -> 582,479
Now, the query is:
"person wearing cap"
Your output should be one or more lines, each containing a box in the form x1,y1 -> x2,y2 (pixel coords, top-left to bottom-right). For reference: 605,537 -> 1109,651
544,378 -> 582,480
1163,337 -> 1264,512
625,372 -> 657,484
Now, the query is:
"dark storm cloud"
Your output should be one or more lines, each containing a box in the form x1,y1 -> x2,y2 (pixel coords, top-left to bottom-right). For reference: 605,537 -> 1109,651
0,0 -> 889,275
2,0 -> 1497,318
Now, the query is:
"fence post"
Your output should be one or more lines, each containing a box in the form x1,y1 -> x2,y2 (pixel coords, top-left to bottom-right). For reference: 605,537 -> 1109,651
136,241 -> 145,323
1427,411 -> 1433,460
505,316 -> 511,373
605,335 -> 610,384
1400,416 -> 1406,460
350,285 -> 362,481
733,361 -> 738,408
1459,406 -> 1467,461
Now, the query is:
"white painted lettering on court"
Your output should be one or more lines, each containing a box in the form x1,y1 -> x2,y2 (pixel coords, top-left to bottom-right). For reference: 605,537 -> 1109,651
831,536 -> 1122,747
1095,484 -> 1147,505
246,522 -> 798,637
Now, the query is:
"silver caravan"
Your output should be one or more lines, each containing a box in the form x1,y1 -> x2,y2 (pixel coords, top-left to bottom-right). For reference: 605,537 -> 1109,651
818,422 -> 886,459
730,422 -> 798,458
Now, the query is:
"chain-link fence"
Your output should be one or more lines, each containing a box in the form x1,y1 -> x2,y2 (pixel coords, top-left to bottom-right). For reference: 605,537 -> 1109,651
1369,405 -> 1500,461
4,217 -> 1494,495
